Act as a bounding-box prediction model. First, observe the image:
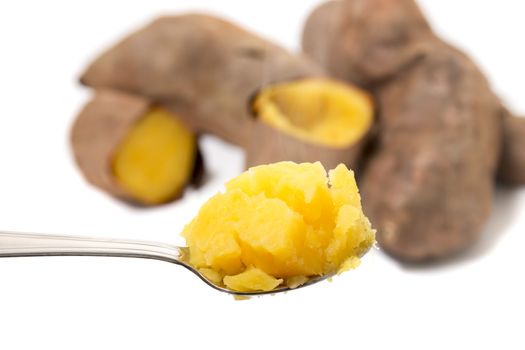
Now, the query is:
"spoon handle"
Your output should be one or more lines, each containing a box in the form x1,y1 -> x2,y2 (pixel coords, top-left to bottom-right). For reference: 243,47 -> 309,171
0,231 -> 184,264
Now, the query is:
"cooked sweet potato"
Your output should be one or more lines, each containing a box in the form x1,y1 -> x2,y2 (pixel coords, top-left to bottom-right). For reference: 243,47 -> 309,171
79,14 -> 375,172
71,89 -> 202,205
181,161 -> 375,292
303,0 -> 509,261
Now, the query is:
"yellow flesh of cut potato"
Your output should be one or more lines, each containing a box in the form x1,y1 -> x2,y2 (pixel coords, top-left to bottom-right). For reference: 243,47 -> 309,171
112,108 -> 196,205
253,79 -> 373,148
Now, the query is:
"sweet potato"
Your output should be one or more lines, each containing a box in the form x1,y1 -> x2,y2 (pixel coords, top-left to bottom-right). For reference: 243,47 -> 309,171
79,14 -> 375,171
359,44 -> 503,261
303,0 -> 509,261
71,89 -> 202,205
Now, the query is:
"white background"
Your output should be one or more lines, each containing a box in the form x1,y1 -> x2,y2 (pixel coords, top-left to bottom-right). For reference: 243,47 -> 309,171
1,1 -> 524,349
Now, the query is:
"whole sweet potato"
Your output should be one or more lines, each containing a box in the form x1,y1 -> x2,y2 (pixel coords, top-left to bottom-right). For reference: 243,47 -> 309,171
303,0 -> 510,261
360,43 -> 503,261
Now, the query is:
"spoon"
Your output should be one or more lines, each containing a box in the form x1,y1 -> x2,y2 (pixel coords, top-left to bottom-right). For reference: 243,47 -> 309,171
0,231 -> 332,296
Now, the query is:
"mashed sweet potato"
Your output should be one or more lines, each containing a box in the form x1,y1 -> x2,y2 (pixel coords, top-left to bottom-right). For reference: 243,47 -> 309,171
181,162 -> 375,292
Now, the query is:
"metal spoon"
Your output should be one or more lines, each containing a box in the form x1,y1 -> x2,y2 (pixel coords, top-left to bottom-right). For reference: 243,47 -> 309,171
0,231 -> 332,296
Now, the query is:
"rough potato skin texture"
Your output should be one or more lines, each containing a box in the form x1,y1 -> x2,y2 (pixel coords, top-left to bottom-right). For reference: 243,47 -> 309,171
71,89 -> 202,205
363,44 -> 502,261
303,0 -> 505,261
81,14 -> 323,148
499,115 -> 525,184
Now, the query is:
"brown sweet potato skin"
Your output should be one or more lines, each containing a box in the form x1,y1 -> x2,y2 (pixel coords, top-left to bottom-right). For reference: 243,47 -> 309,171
499,115 -> 525,184
71,89 -> 202,205
71,89 -> 151,201
303,0 -> 505,261
245,119 -> 371,170
81,14 -> 323,148
361,44 -> 503,261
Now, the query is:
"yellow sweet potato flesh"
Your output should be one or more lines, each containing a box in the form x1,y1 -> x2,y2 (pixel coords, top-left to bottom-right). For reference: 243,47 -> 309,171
223,267 -> 283,292
253,79 -> 373,148
112,108 -> 196,205
181,161 -> 375,292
